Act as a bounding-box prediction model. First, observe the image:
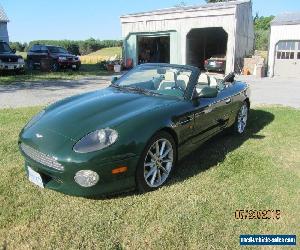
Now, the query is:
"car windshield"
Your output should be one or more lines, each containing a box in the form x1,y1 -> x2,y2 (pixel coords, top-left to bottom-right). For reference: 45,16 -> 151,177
114,66 -> 192,98
48,46 -> 68,54
0,42 -> 13,54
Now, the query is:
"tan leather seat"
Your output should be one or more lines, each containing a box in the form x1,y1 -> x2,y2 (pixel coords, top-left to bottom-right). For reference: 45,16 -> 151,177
176,74 -> 189,90
209,76 -> 218,88
198,74 -> 209,85
159,71 -> 176,90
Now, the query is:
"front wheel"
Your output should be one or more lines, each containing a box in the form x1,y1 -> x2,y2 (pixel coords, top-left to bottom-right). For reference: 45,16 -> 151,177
230,102 -> 249,134
136,131 -> 176,193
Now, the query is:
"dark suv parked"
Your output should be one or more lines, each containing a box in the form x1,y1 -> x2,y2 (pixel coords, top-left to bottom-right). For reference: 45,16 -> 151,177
0,41 -> 25,74
27,45 -> 81,71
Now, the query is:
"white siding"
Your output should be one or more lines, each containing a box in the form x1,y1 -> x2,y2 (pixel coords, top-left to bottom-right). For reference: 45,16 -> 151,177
268,24 -> 300,77
0,22 -> 9,42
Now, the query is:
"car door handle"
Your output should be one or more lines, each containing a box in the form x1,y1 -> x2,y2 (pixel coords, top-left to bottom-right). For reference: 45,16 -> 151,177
225,98 -> 232,104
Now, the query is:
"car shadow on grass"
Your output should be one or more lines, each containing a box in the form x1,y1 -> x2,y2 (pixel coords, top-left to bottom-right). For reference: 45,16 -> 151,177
169,109 -> 275,186
95,109 -> 275,200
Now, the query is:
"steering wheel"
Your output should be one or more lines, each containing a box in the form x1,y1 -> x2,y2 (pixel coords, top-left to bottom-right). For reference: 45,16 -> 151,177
171,84 -> 185,92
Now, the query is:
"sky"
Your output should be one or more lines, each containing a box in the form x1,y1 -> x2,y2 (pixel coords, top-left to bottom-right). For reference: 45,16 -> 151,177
1,0 -> 300,42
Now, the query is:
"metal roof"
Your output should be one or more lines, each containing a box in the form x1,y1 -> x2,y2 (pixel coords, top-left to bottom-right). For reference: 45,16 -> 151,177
121,0 -> 251,18
0,4 -> 9,22
271,12 -> 300,26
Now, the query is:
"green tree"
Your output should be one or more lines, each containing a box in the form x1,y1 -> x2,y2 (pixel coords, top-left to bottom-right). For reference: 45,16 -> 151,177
254,15 -> 274,50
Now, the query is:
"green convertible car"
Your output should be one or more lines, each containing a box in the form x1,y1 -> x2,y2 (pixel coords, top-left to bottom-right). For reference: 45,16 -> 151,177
19,63 -> 250,197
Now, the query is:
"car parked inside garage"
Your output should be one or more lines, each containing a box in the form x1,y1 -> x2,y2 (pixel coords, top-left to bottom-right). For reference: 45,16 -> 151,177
204,55 -> 226,73
27,45 -> 81,71
0,40 -> 25,74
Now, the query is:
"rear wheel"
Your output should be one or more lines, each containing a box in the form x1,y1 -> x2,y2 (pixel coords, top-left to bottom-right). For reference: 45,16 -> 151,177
136,131 -> 176,192
27,60 -> 34,70
230,102 -> 249,134
51,62 -> 59,72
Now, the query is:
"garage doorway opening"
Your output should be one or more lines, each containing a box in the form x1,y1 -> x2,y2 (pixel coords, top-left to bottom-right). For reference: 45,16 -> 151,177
186,28 -> 228,69
137,36 -> 170,64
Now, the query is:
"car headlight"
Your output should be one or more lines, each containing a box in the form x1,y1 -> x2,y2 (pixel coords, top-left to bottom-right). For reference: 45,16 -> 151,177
73,128 -> 118,153
24,110 -> 45,130
58,56 -> 67,61
74,170 -> 99,187
18,58 -> 25,64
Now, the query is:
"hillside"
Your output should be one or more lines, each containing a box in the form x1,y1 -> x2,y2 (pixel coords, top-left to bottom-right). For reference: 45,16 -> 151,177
86,47 -> 122,57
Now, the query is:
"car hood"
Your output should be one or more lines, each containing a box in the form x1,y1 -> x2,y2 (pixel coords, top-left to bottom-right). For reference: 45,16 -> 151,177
0,54 -> 22,59
25,87 -> 178,141
52,53 -> 75,58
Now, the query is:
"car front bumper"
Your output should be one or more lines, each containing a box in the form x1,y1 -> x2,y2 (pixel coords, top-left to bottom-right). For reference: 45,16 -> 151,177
20,144 -> 139,197
0,62 -> 25,71
204,65 -> 225,72
58,61 -> 81,69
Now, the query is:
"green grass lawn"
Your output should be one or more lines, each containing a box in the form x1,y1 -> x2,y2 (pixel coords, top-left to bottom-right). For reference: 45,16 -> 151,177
0,64 -> 113,85
0,106 -> 299,249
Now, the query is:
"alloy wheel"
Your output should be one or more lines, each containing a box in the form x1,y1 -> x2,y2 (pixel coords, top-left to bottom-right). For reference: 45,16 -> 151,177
237,104 -> 248,134
143,138 -> 174,188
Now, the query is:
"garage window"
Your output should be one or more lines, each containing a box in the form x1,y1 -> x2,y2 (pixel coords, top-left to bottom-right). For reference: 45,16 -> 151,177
277,41 -> 296,50
277,52 -> 295,59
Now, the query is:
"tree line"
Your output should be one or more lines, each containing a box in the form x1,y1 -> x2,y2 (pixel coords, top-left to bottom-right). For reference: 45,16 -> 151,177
9,38 -> 123,55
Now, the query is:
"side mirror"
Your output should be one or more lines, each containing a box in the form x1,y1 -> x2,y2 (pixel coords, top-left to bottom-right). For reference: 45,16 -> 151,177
199,87 -> 218,98
12,48 -> 16,54
111,76 -> 119,84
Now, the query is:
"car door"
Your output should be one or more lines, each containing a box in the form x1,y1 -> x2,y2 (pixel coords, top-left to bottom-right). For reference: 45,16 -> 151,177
30,45 -> 41,65
191,94 -> 222,145
40,46 -> 49,61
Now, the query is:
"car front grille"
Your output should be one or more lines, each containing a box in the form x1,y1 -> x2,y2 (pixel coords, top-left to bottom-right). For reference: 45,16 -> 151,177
20,143 -> 64,171
1,57 -> 18,63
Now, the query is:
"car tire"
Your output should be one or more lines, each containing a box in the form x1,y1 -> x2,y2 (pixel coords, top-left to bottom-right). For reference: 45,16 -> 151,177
51,62 -> 59,72
229,102 -> 249,135
27,60 -> 34,70
136,131 -> 177,193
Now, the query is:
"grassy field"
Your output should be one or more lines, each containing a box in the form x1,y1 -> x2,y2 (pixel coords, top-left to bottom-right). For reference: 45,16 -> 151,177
80,47 -> 122,64
0,64 -> 113,85
0,106 -> 299,249
16,51 -> 27,60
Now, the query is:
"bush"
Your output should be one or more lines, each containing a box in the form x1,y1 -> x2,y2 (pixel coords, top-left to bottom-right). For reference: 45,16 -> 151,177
9,42 -> 27,52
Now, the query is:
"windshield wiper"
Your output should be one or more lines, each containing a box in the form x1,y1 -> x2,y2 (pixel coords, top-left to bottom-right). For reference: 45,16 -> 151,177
111,84 -> 161,96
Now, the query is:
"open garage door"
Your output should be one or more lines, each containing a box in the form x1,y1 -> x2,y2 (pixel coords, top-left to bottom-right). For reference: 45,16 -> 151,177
186,28 -> 228,70
137,35 -> 170,64
274,40 -> 300,77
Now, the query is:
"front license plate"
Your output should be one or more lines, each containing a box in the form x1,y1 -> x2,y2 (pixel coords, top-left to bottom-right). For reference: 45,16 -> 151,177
8,65 -> 15,69
72,65 -> 77,69
209,62 -> 216,66
27,166 -> 44,188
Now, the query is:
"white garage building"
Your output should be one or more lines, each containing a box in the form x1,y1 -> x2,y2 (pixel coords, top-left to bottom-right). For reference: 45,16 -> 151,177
121,0 -> 254,74
268,12 -> 300,77
0,5 -> 9,43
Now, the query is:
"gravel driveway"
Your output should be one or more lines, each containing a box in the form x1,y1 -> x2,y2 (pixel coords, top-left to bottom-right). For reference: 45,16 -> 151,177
0,76 -> 111,109
236,75 -> 300,108
0,74 -> 299,109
